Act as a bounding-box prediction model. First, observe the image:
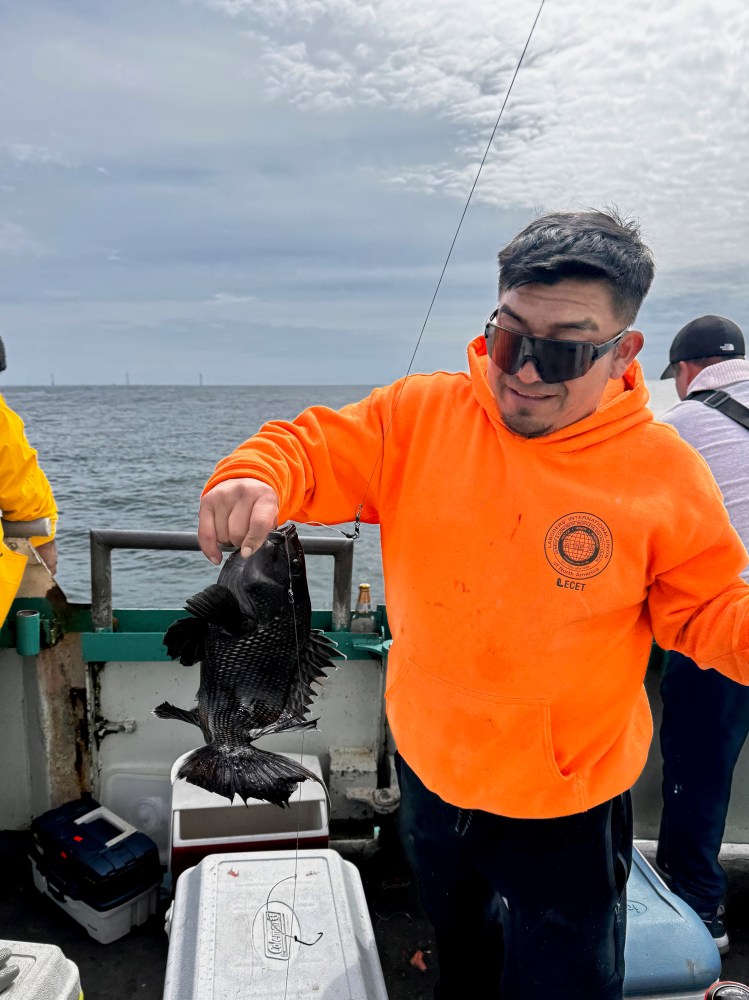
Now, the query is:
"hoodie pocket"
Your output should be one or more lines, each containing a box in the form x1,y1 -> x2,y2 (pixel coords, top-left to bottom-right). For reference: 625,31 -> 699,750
386,657 -> 578,810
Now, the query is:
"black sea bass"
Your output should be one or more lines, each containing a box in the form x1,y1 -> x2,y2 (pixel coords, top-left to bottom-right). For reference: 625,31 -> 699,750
154,524 -> 338,806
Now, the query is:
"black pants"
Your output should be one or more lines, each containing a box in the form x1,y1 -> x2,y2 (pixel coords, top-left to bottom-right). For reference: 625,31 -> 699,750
657,649 -> 749,918
396,755 -> 632,1000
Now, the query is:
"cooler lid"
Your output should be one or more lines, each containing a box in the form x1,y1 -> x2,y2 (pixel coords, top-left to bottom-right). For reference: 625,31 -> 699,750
624,849 -> 722,995
163,848 -> 388,1000
0,939 -> 81,1000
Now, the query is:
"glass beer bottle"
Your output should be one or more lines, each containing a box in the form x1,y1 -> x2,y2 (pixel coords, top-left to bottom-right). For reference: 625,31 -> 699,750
350,583 -> 376,633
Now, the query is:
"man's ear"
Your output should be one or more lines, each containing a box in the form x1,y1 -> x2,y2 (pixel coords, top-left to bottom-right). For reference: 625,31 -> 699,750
610,330 -> 644,378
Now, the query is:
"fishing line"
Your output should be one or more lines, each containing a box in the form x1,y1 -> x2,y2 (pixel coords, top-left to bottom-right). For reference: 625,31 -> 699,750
306,0 -> 547,542
282,532 -> 307,996
279,532 -> 325,998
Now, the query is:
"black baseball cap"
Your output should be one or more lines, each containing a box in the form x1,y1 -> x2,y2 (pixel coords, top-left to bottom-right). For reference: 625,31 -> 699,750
661,315 -> 745,379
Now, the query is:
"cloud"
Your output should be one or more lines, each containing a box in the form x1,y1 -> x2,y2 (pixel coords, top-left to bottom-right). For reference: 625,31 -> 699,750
197,0 -> 749,270
41,289 -> 81,300
0,222 -> 46,257
208,292 -> 257,304
0,0 -> 747,384
6,143 -> 72,168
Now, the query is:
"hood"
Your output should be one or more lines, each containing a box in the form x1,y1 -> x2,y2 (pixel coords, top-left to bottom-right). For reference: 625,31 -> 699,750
466,334 -> 653,454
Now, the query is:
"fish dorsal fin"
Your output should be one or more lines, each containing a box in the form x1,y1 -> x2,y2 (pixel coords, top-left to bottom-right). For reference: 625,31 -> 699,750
185,584 -> 248,636
284,629 -> 341,720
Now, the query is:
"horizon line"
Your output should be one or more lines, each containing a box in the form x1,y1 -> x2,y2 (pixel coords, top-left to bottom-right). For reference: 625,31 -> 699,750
1,381 -> 380,388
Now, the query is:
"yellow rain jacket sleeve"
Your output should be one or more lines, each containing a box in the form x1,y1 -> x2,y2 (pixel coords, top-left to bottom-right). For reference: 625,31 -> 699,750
0,393 -> 58,626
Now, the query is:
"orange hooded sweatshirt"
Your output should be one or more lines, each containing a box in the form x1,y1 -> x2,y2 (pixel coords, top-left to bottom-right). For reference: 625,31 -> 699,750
204,336 -> 749,819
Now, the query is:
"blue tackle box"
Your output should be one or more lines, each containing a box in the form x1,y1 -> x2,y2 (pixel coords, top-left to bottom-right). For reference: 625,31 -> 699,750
30,797 -> 162,913
624,848 -> 721,998
29,797 -> 163,943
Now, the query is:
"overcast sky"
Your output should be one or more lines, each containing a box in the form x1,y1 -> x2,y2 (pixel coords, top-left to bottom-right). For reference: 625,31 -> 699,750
1,0 -> 747,385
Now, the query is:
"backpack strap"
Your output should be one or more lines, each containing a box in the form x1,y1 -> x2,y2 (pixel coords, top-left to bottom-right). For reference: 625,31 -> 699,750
686,389 -> 749,431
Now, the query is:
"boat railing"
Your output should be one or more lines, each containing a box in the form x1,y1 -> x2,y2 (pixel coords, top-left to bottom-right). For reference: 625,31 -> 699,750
89,529 -> 354,633
1,517 -> 53,538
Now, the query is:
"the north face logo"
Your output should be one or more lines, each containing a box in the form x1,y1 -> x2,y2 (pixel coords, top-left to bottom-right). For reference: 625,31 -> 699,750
720,343 -> 736,352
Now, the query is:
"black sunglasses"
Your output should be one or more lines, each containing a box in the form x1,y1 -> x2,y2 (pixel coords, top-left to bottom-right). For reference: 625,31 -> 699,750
485,310 -> 627,384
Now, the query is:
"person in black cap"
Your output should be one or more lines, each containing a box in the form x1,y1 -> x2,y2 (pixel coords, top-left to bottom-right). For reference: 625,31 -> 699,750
660,314 -> 745,385
657,314 -> 749,954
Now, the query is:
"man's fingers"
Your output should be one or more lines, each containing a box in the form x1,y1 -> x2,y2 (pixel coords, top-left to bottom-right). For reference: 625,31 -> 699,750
197,497 -> 222,564
199,480 -> 280,563
239,495 -> 279,558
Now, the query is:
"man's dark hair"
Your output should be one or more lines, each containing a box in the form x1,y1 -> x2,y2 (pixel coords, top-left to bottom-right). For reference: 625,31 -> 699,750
498,209 -> 655,326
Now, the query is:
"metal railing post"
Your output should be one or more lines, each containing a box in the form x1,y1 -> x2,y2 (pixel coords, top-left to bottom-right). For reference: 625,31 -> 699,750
90,532 -> 114,632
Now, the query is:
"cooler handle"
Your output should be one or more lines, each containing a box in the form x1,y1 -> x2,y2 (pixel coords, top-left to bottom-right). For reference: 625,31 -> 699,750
45,873 -> 67,903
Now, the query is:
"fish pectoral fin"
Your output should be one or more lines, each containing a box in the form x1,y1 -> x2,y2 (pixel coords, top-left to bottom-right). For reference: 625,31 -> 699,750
185,584 -> 248,636
251,715 -> 318,739
153,701 -> 201,728
163,616 -> 208,665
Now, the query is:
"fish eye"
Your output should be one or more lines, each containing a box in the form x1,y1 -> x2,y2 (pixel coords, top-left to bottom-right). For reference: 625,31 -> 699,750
290,557 -> 302,575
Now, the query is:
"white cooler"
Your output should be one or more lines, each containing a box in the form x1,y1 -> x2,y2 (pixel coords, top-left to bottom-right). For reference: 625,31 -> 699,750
163,848 -> 388,1000
0,939 -> 82,1000
169,751 -> 329,883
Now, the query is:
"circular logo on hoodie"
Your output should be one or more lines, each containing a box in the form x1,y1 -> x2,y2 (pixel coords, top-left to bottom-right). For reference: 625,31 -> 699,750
544,512 -> 613,580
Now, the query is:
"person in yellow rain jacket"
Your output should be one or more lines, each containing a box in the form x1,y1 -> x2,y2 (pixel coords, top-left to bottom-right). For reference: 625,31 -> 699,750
0,336 -> 58,627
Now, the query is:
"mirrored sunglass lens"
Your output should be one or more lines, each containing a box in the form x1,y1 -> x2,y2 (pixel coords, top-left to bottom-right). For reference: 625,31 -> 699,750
492,327 -> 524,373
491,327 -> 593,383
538,340 -> 593,382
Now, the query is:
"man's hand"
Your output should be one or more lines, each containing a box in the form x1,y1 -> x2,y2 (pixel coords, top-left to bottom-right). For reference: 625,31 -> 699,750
198,479 -> 280,564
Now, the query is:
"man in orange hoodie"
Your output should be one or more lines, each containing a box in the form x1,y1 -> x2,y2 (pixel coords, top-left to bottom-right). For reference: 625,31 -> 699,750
197,210 -> 749,1000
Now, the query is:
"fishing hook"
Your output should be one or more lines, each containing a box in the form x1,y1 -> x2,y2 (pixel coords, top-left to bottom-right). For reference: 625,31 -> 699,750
266,875 -> 325,948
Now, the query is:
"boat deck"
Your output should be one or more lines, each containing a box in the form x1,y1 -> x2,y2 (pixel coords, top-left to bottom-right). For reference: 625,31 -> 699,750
2,826 -> 749,999
1,821 -> 441,1000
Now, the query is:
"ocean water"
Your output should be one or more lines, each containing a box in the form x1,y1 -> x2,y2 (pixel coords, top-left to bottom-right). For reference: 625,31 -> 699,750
1,384 -> 384,610
2,379 -> 678,611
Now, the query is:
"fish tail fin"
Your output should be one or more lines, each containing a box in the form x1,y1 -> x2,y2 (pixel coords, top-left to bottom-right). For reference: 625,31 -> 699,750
162,616 -> 209,665
176,743 -> 326,809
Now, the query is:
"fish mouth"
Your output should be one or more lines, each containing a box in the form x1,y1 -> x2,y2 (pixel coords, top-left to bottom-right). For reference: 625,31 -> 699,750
214,524 -> 300,623
241,524 -> 299,621
266,524 -> 295,545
